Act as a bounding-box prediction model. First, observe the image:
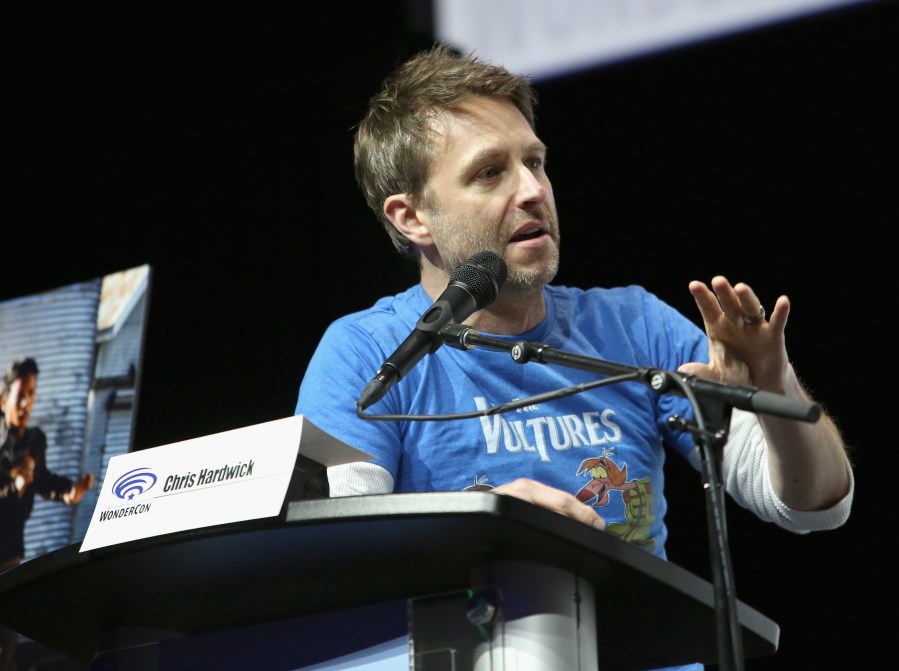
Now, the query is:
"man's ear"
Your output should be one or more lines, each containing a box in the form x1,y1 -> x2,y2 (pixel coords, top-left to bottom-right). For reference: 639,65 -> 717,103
384,193 -> 433,246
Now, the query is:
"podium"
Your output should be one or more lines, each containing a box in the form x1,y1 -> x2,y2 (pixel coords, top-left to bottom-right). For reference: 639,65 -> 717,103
0,492 -> 779,670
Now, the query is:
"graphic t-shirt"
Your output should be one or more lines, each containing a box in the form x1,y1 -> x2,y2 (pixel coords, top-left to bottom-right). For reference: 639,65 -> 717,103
296,283 -> 709,560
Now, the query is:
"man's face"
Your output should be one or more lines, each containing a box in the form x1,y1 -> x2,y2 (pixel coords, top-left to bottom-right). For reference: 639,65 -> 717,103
2,373 -> 37,429
420,96 -> 560,291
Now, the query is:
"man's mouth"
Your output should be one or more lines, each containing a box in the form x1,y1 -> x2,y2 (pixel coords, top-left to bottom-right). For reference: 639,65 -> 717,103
509,226 -> 547,243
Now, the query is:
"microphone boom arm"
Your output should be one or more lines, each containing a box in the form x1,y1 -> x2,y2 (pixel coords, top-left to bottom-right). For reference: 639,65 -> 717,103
438,323 -> 821,424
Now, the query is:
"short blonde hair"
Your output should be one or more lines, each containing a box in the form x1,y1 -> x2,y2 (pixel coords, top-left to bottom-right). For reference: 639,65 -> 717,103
353,44 -> 538,257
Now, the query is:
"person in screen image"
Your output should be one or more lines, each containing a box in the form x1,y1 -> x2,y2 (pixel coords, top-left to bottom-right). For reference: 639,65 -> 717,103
0,357 -> 95,671
294,44 -> 853,671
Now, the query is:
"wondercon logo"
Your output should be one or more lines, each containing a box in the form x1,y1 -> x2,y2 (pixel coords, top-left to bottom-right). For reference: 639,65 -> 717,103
112,467 -> 158,500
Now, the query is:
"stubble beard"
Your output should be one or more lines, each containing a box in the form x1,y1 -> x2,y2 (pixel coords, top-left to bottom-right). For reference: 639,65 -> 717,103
429,211 -> 561,293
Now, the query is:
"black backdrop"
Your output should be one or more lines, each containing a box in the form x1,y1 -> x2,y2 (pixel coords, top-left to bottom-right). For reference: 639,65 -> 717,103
5,1 -> 896,669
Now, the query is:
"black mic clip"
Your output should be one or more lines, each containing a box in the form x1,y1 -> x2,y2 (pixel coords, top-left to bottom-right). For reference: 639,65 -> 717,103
417,300 -> 467,354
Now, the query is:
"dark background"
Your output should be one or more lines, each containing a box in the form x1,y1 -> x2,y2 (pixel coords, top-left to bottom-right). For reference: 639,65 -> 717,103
5,1 -> 895,668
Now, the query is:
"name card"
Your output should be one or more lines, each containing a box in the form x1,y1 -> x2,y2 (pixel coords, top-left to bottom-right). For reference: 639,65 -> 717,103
80,415 -> 370,552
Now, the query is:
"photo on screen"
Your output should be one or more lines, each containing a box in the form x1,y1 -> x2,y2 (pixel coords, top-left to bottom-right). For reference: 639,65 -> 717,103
0,263 -> 152,563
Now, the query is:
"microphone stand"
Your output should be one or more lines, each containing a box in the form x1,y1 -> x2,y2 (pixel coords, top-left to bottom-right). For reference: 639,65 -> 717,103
437,324 -> 821,671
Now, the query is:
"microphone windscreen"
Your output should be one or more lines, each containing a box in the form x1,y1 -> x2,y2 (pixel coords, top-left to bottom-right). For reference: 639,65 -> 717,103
452,251 -> 508,307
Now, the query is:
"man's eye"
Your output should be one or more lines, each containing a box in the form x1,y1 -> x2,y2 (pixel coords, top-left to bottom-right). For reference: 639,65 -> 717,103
478,166 -> 500,179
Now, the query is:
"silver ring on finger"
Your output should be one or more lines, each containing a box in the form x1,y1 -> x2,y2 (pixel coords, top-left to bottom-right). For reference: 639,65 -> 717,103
741,305 -> 765,325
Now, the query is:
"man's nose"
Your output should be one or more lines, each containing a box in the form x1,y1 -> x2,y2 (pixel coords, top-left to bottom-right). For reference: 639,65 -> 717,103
515,166 -> 547,206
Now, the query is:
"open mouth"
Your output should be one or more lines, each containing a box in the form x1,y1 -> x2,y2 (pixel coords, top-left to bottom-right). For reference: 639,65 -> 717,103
510,227 -> 545,243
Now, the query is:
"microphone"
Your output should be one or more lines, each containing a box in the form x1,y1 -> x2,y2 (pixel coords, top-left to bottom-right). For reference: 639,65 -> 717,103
357,250 -> 508,410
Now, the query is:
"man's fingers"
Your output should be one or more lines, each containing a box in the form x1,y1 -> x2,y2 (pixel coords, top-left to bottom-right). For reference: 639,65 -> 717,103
494,478 -> 606,530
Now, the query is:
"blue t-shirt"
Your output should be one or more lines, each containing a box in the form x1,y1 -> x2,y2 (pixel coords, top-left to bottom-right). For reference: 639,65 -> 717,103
296,283 -> 709,561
